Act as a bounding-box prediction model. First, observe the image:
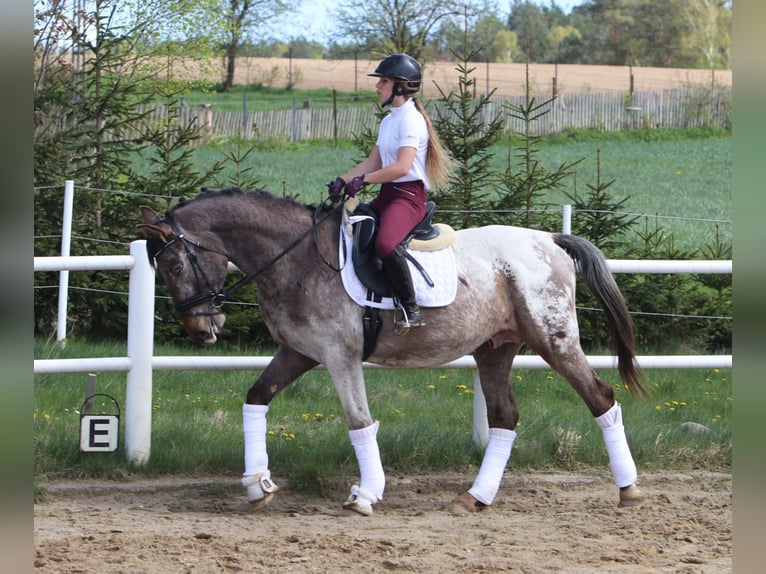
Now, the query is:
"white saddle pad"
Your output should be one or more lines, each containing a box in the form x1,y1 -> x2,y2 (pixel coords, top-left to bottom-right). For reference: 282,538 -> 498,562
339,220 -> 458,310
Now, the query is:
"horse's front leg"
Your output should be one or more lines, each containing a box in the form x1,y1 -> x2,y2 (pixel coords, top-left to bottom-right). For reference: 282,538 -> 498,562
453,341 -> 521,513
242,346 -> 318,511
325,359 -> 384,516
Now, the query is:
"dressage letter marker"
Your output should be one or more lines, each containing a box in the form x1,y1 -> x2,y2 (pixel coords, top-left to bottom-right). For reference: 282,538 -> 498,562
78,393 -> 120,453
80,415 -> 119,452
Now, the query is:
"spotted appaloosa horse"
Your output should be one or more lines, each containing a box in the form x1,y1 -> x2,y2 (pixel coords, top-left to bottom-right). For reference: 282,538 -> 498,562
139,187 -> 649,515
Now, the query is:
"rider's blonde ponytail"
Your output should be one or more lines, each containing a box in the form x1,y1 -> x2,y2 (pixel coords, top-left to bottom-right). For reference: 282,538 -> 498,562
412,98 -> 452,192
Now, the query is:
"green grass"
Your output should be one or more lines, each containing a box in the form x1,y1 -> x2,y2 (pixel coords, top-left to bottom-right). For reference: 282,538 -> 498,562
169,85 -> 377,112
138,128 -> 730,251
34,338 -> 731,491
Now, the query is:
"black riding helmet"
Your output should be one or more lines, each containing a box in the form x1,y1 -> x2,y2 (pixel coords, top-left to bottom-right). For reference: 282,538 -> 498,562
368,54 -> 421,105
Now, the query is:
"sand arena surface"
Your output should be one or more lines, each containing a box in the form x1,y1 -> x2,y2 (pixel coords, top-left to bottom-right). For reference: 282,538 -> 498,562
34,470 -> 731,573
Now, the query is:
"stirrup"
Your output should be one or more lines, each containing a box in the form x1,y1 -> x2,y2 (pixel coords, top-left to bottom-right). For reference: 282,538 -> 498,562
394,305 -> 424,336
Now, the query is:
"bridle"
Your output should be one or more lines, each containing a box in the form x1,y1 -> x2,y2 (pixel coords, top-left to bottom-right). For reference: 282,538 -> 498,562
148,199 -> 343,317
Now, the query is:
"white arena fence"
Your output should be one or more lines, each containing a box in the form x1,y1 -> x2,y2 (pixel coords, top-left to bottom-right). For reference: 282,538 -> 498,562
34,241 -> 732,465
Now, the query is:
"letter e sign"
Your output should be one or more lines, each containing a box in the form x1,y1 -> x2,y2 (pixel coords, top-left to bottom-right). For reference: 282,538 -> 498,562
79,415 -> 119,452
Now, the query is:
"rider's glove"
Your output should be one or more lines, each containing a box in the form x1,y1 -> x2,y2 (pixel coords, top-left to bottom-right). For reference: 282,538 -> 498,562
326,177 -> 345,203
344,176 -> 368,198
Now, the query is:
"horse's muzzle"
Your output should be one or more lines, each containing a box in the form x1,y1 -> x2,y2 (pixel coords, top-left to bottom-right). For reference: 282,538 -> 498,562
183,313 -> 225,345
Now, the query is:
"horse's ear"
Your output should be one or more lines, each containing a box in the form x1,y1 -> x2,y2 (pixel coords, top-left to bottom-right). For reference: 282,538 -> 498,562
138,207 -> 174,241
140,205 -> 161,225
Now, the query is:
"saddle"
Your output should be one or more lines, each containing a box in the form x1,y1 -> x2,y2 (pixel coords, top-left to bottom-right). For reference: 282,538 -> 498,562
345,198 -> 453,298
341,197 -> 455,360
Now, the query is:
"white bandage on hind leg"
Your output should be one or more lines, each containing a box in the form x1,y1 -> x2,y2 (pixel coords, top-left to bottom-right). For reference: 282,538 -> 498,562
468,427 -> 517,505
348,421 -> 385,502
242,403 -> 269,476
595,402 -> 638,488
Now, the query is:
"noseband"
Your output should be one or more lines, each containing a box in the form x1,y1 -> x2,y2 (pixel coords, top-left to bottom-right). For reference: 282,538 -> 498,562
148,220 -> 230,317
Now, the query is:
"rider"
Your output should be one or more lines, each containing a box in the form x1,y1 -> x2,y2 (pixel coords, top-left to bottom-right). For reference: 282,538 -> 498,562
329,53 -> 451,335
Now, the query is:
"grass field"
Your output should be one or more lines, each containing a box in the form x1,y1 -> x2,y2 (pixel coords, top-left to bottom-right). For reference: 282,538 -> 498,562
138,129 -> 731,251
34,338 -> 731,489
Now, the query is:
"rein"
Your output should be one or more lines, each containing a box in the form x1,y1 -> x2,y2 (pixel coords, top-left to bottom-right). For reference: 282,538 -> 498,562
153,199 -> 342,317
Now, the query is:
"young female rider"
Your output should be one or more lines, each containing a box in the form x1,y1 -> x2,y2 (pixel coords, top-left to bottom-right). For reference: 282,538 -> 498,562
328,53 -> 451,335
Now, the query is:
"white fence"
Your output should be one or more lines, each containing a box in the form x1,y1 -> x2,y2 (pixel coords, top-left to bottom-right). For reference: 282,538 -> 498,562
33,241 -> 732,465
140,86 -> 731,142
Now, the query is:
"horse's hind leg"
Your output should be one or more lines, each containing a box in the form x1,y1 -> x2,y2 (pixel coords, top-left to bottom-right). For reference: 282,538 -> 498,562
242,346 -> 318,511
454,341 -> 521,513
534,342 -> 644,508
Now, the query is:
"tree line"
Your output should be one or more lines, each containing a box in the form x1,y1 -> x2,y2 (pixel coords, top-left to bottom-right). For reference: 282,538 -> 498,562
239,0 -> 732,90
37,1 -> 731,93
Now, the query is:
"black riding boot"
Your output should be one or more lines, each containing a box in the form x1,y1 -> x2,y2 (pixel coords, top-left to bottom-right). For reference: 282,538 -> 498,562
381,246 -> 424,335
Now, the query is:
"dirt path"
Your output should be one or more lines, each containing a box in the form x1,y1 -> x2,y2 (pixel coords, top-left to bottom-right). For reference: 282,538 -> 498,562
34,470 -> 730,573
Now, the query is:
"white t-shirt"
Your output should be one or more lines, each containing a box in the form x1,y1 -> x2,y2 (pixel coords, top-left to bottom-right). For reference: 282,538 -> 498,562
376,98 -> 430,189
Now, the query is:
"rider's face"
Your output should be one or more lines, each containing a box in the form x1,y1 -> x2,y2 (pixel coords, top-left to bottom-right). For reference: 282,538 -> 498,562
375,77 -> 395,103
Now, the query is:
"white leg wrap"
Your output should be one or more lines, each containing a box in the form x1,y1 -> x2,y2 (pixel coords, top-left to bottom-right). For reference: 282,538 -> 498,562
348,421 -> 385,502
595,402 -> 638,488
243,403 -> 269,476
468,427 -> 516,505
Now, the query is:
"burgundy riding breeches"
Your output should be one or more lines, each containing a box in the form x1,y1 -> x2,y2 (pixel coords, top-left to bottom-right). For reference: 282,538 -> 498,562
368,180 -> 427,258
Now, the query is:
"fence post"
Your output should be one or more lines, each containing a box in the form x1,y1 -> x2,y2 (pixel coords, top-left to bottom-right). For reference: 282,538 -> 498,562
57,180 -> 75,346
562,204 -> 572,234
125,240 -> 156,465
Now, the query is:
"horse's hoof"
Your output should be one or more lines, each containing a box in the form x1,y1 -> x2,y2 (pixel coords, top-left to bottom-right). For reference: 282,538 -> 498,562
618,483 -> 645,508
342,485 -> 377,516
248,492 -> 275,512
242,472 -> 280,512
451,492 -> 488,513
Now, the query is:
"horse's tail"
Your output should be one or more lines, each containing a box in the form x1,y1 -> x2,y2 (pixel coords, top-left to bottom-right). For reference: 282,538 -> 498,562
553,233 -> 651,400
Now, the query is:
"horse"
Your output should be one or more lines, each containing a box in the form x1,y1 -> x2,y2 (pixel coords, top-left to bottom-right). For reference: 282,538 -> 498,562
138,186 -> 649,516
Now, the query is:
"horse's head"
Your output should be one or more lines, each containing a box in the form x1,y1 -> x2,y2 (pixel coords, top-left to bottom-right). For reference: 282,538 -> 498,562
138,206 -> 228,345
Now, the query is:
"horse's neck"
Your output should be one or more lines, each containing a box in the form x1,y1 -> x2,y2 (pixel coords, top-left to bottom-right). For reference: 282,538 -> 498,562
204,202 -> 325,281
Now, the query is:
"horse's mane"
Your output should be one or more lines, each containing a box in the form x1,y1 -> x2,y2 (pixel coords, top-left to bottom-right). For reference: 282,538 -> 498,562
167,186 -> 332,216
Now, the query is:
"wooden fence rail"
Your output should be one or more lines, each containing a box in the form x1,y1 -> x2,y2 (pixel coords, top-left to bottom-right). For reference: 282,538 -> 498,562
141,86 -> 730,142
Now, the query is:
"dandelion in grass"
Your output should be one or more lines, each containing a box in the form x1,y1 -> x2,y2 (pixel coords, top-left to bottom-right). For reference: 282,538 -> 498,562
426,384 -> 435,390
302,413 -> 310,421
267,430 -> 275,436
313,413 -> 324,420
393,408 -> 405,417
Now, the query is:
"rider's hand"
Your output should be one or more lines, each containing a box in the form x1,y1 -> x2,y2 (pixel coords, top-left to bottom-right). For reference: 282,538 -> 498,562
344,176 -> 367,198
327,177 -> 345,203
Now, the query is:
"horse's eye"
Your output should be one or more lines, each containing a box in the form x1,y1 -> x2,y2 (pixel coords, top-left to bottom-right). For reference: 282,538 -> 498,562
171,263 -> 183,274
